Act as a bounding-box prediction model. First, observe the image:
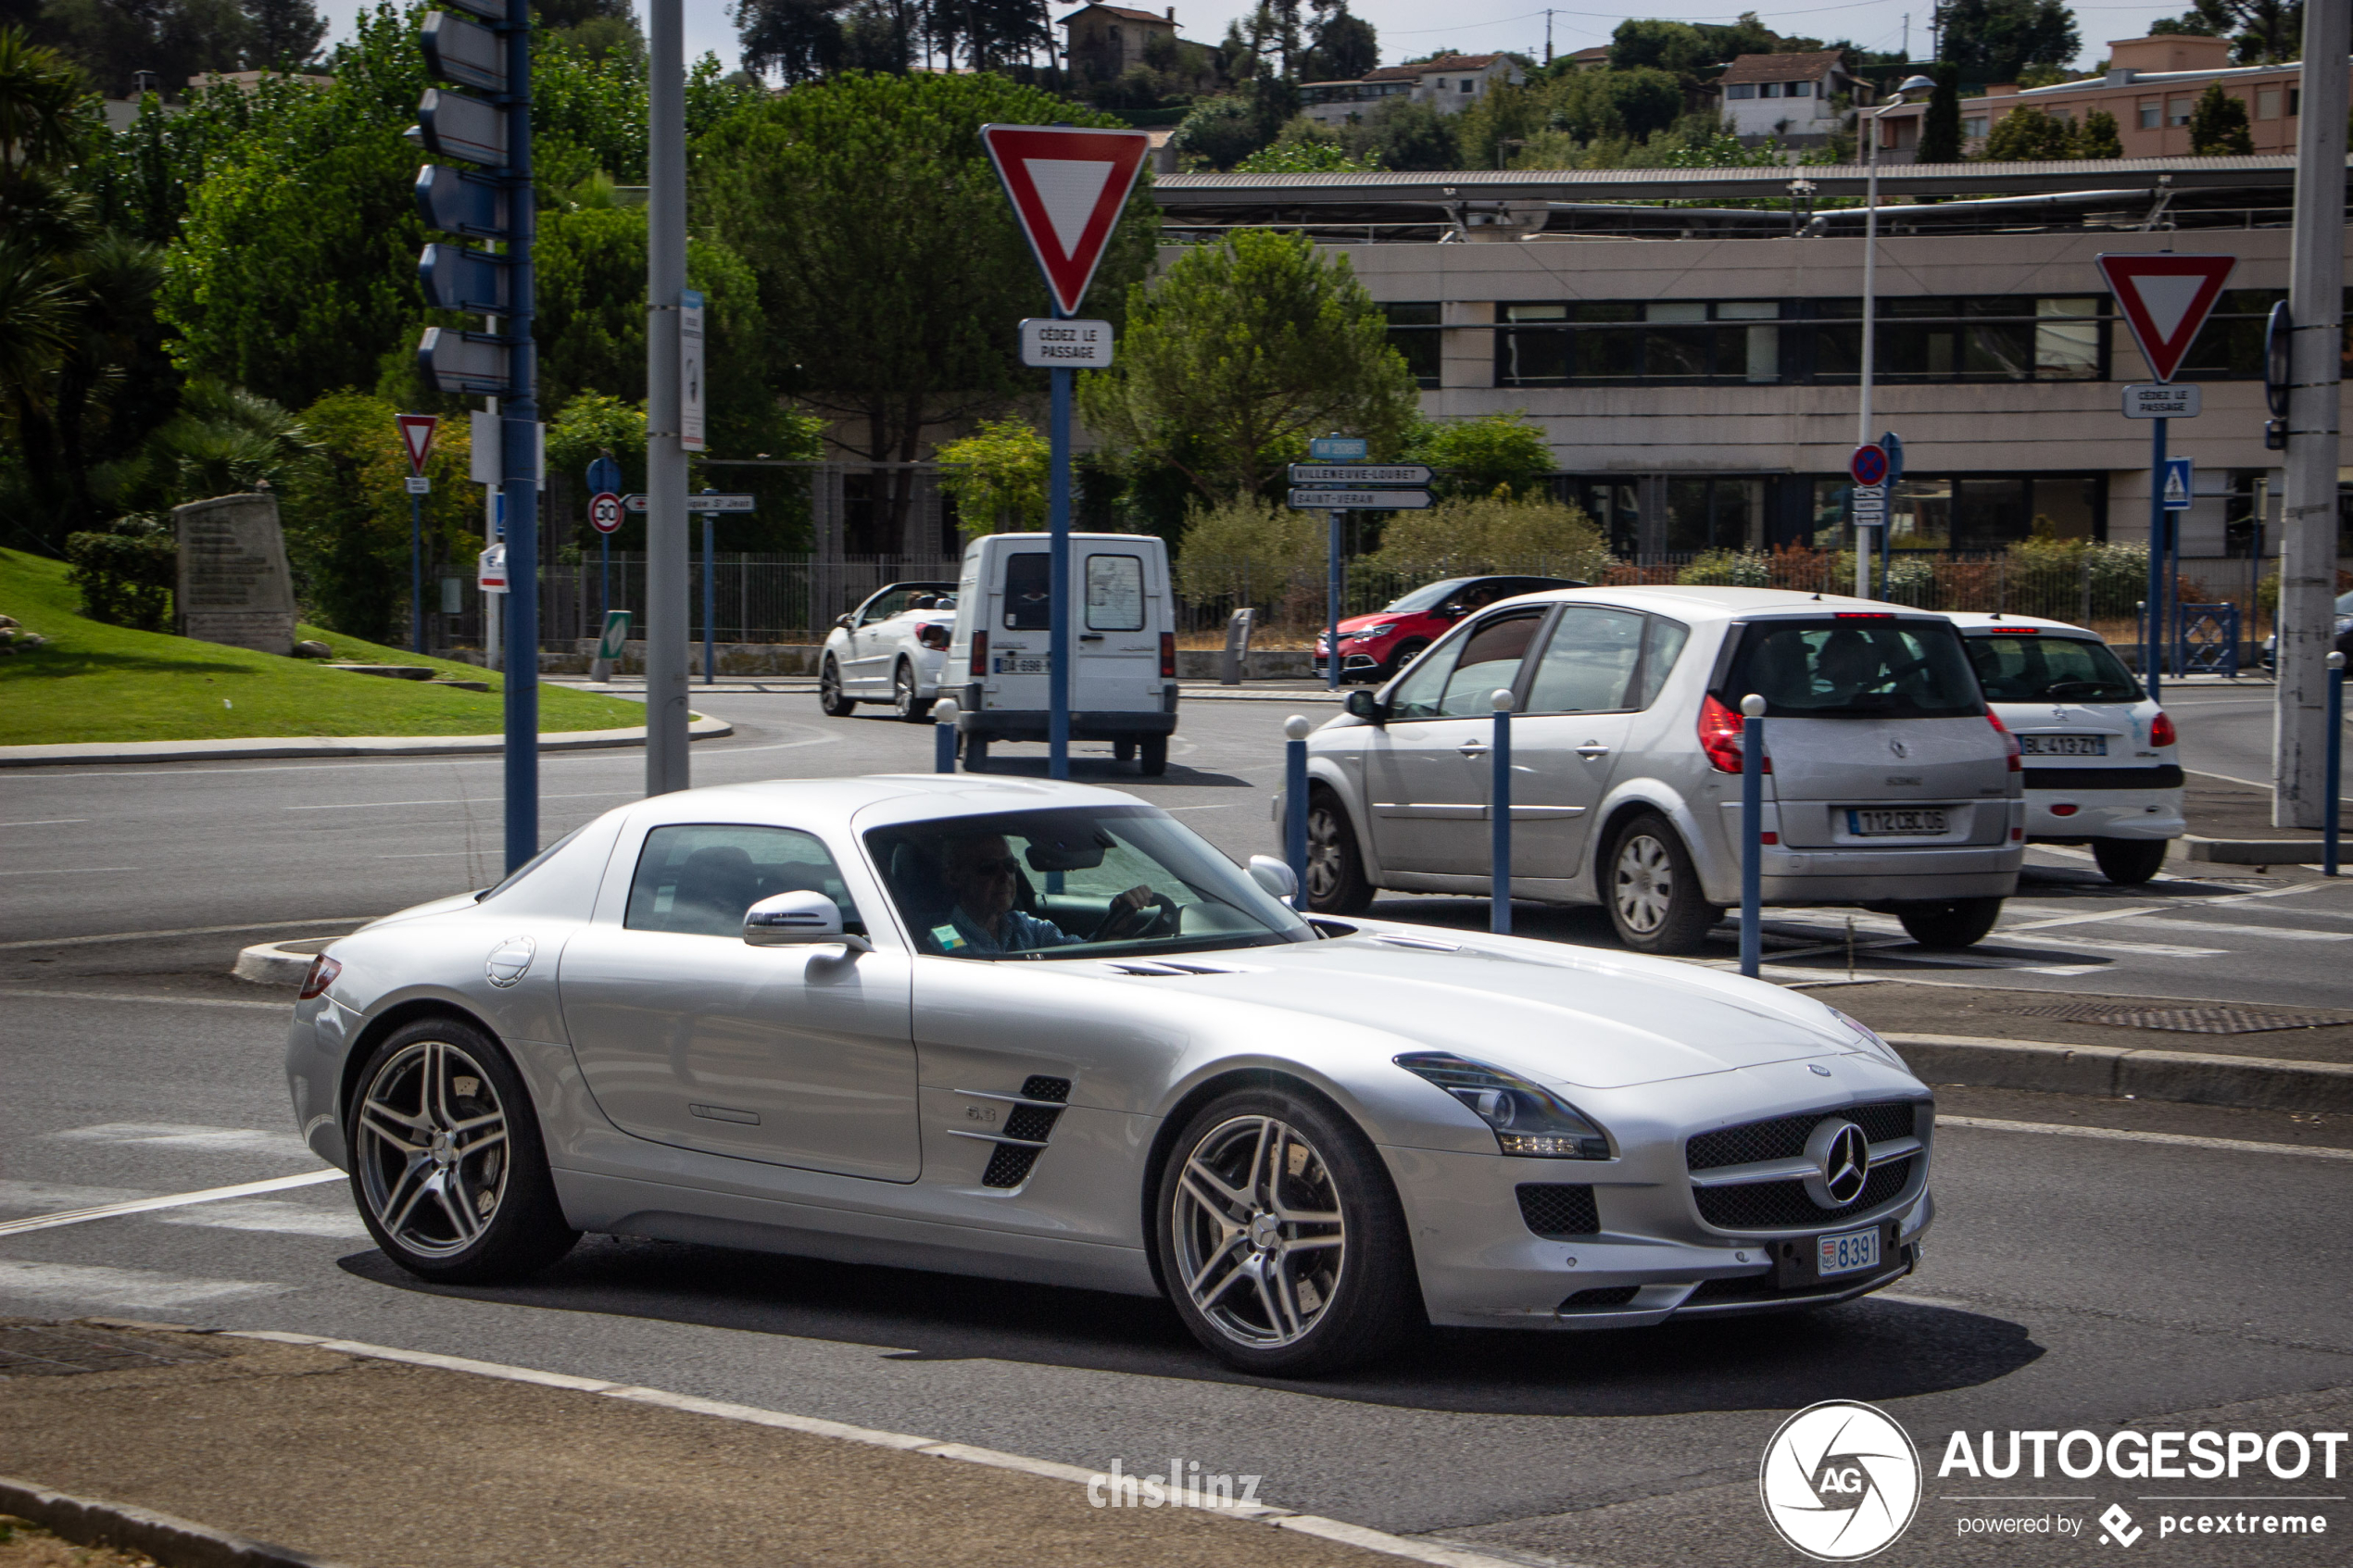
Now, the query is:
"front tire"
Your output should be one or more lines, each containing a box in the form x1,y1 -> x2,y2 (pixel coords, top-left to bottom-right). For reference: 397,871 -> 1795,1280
1895,896 -> 2005,947
818,658 -> 856,717
891,659 -> 932,722
1156,1086 -> 1416,1376
2092,837 -> 2169,884
346,1016 -> 577,1284
1383,639 -> 1428,680
1305,788 -> 1374,914
1605,812 -> 1722,955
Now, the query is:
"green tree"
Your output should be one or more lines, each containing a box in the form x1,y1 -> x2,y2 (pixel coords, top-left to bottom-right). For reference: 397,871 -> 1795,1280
1234,136 -> 1378,172
696,71 -> 1156,545
1371,494 -> 1608,580
1607,19 -> 1711,81
2152,2 -> 2301,65
1916,62 -> 1962,162
1405,412 -> 1554,501
1078,228 -> 1418,503
1170,94 -> 1267,170
1455,79 -> 1546,169
936,419 -> 1047,536
2077,106 -> 2123,157
1937,0 -> 2080,84
2187,81 -> 2255,154
283,388 -> 479,639
1982,104 -> 2077,160
1301,0 -> 1376,81
1352,95 -> 1458,171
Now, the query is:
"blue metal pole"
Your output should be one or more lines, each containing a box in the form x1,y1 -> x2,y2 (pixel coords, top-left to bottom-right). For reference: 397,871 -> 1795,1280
410,490 -> 424,655
1284,716 -> 1310,906
1048,313 -> 1074,780
600,531 -> 610,625
1490,691 -> 1513,935
701,510 -> 714,687
2145,417 -> 2167,699
1327,509 -> 1342,691
1740,694 -> 1765,978
498,0 -> 537,875
2327,652 -> 2344,878
934,697 -> 961,773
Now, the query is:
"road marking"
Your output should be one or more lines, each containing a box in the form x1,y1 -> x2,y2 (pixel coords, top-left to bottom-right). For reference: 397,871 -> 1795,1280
1997,905 -> 2165,930
156,1198 -> 369,1238
0,989 -> 288,1010
1939,1116 -> 2353,1161
0,818 -> 89,827
0,1171 -> 342,1236
0,918 -> 369,951
50,1123 -> 318,1160
0,1261 -> 294,1309
376,850 -> 484,859
0,1180 -> 145,1212
285,790 -> 634,811
0,867 -> 139,876
2111,914 -> 2352,941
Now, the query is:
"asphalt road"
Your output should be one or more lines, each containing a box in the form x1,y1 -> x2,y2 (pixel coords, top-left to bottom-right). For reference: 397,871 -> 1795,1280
4,683 -> 2350,1566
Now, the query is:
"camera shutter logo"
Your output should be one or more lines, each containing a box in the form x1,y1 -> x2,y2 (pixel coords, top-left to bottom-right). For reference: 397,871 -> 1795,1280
1759,1400 -> 1920,1560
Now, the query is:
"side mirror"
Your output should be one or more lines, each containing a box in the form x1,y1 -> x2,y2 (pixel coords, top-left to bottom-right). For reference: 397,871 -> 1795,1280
1246,855 -> 1298,902
835,614 -> 856,631
744,890 -> 871,952
1344,689 -> 1385,723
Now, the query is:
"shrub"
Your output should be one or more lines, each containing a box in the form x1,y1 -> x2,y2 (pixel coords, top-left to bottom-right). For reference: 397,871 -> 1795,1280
1677,548 -> 1769,587
1174,495 -> 1324,604
64,516 -> 177,631
1371,495 -> 1611,582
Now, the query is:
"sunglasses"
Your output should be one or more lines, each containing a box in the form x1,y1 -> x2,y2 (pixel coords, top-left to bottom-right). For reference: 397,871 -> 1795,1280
962,857 -> 1023,878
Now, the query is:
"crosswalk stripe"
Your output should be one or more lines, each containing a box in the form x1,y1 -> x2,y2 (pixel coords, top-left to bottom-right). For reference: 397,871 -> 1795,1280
0,1171 -> 342,1236
50,1123 -> 317,1160
0,1261 -> 294,1310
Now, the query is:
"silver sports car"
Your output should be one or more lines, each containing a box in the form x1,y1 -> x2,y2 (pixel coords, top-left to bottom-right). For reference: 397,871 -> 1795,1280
285,776 -> 1934,1375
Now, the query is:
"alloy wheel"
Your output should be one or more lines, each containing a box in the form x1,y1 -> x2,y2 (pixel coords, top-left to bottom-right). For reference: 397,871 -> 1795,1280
1169,1115 -> 1347,1349
1306,805 -> 1347,904
1614,832 -> 1674,935
354,1037 -> 510,1259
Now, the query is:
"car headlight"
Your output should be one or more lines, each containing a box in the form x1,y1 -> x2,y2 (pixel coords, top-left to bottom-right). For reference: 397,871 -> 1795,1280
1351,622 -> 1398,641
1829,1008 -> 1906,1067
1393,1052 -> 1612,1159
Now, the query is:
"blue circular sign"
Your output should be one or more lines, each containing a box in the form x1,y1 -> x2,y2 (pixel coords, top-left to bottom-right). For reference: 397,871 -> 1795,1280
1849,445 -> 1888,487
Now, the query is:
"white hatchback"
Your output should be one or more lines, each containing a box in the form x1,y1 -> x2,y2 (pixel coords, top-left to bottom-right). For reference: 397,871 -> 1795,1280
1946,612 -> 2183,884
820,581 -> 959,722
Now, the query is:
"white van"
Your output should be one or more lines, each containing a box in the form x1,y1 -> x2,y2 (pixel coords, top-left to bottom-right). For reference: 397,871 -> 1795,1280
948,532 -> 1180,774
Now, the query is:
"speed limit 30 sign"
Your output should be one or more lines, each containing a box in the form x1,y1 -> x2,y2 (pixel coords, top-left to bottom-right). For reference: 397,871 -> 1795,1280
589,491 -> 623,534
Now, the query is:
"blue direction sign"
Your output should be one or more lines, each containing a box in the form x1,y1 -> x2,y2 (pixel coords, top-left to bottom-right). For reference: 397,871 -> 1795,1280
418,243 -> 511,313
416,86 -> 507,166
2163,457 -> 2194,511
1309,435 -> 1368,461
1880,431 -> 1904,483
585,456 -> 622,495
417,326 -> 513,395
414,165 -> 511,240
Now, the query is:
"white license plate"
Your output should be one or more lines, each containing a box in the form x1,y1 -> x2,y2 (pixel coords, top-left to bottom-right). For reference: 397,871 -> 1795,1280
1846,807 -> 1949,836
1818,1225 -> 1881,1277
2020,734 -> 2108,756
994,656 -> 1050,675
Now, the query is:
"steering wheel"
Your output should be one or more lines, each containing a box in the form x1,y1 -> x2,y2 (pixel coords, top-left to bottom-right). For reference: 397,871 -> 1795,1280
1091,893 -> 1178,942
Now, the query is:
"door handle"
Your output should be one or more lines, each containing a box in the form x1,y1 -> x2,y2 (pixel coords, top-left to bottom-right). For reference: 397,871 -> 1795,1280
1576,744 -> 1611,759
1458,741 -> 1491,757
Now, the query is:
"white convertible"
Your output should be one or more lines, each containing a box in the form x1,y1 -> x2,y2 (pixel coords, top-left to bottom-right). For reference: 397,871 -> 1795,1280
821,581 -> 957,721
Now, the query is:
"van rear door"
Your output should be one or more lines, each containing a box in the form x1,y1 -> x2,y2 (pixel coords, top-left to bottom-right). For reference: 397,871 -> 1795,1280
1073,546 -> 1162,713
987,547 -> 1053,710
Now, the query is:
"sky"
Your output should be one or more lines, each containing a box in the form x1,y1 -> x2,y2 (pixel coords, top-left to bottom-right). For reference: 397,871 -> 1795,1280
326,2 -> 2213,82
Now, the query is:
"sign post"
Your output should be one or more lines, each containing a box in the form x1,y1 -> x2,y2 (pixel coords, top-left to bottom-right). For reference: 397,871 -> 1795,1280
396,414 -> 437,654
2099,253 -> 2234,697
586,453 -> 623,623
1848,443 -> 1888,599
1288,457 -> 1434,685
979,122 -> 1151,779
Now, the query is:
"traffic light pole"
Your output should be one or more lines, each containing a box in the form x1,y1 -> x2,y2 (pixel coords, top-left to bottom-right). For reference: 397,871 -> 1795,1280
497,0 -> 537,872
644,0 -> 690,797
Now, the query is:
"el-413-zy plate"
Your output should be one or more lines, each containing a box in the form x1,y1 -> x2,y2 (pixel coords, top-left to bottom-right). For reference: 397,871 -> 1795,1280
2020,734 -> 2108,756
1846,807 -> 1948,836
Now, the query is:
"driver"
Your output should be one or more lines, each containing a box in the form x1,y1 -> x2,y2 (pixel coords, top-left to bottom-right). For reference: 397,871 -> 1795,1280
936,834 -> 1159,955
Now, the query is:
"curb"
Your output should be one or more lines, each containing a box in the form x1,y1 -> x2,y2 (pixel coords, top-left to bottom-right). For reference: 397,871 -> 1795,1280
2182,834 -> 2345,865
231,938 -> 335,987
1885,1032 -> 2353,1114
0,1476 -> 354,1568
0,714 -> 731,768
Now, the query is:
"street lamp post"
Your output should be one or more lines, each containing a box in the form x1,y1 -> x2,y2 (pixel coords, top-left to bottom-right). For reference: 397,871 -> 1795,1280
1856,75 -> 1935,599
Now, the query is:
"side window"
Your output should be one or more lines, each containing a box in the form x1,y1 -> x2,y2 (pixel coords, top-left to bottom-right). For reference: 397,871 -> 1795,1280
1002,553 -> 1051,630
1085,554 -> 1145,631
1525,606 -> 1644,714
625,824 -> 862,937
1391,612 -> 1544,720
1632,617 -> 1690,709
860,589 -> 909,626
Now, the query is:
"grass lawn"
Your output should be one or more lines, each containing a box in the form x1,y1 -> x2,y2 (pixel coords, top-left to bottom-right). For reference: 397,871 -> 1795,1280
1,548 -> 652,746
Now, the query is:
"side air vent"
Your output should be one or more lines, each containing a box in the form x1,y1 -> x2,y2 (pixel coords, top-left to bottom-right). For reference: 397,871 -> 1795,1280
1023,1076 -> 1071,1102
953,1077 -> 1075,1190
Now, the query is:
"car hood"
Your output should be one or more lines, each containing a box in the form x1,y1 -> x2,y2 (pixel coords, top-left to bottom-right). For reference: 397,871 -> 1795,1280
1122,932 -> 1852,1089
1331,609 -> 1420,635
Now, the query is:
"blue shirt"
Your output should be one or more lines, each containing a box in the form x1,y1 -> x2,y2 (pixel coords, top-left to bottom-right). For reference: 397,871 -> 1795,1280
935,906 -> 1080,956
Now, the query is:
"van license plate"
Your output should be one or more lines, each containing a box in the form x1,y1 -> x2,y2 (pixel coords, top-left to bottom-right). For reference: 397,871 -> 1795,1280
1818,1225 -> 1880,1277
2020,734 -> 2107,756
1847,808 -> 1947,836
994,656 -> 1050,675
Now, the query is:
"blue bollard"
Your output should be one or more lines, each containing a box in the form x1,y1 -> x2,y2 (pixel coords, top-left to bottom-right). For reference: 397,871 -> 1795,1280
933,697 -> 961,775
1740,693 -> 1766,978
1491,688 -> 1514,935
1284,715 -> 1311,908
2327,652 -> 2344,878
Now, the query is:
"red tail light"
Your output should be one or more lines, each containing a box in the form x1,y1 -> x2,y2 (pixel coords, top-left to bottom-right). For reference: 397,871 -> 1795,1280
1698,695 -> 1768,774
297,955 -> 342,1000
1989,711 -> 2020,771
970,630 -> 988,678
917,621 -> 950,651
2149,709 -> 2175,747
1160,632 -> 1176,678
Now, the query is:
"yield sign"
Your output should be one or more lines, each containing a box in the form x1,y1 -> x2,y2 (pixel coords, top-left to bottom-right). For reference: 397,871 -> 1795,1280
2096,253 -> 2236,383
978,123 -> 1151,318
396,413 -> 439,476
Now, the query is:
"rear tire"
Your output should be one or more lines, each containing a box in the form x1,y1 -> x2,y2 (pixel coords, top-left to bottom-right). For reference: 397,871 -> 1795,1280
819,658 -> 856,717
1139,735 -> 1168,776
1894,896 -> 2005,948
963,737 -> 989,772
1604,813 -> 1722,955
1114,739 -> 1137,762
892,659 -> 932,723
1305,788 -> 1374,915
2092,838 -> 2169,884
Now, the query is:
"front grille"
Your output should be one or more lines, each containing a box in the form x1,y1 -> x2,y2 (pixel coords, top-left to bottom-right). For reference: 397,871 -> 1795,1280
1516,1184 -> 1600,1237
1685,1099 -> 1923,1172
983,1145 -> 1042,1188
1559,1286 -> 1640,1309
1693,1155 -> 1914,1231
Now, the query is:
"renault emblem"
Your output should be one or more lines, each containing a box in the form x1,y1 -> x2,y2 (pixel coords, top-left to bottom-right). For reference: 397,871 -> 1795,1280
1887,737 -> 1908,759
1803,1119 -> 1871,1209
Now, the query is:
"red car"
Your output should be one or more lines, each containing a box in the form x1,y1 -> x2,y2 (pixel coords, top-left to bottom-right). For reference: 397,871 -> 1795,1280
1313,574 -> 1588,682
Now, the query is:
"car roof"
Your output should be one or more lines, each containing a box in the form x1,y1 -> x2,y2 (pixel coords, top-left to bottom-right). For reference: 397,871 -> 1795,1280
610,774 -> 1155,837
1942,610 -> 2103,638
1485,584 -> 1949,621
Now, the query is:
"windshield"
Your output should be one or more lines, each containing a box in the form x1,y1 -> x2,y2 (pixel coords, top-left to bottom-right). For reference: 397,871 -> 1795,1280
1720,618 -> 1985,720
865,806 -> 1313,960
1381,578 -> 1475,614
1966,633 -> 2142,703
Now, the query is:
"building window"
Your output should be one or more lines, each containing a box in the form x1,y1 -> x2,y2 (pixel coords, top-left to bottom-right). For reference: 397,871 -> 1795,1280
1804,296 -> 2108,384
1433,78 -> 1446,90
1383,302 -> 1441,387
1963,114 -> 1988,137
1789,80 -> 1811,97
1760,82 -> 1782,98
1728,82 -> 1756,99
1497,300 -> 1781,386
2257,86 -> 2282,119
1461,78 -> 1474,92
2167,96 -> 2191,125
2137,99 -> 2159,129
2288,86 -> 2300,116
1812,474 -> 2108,552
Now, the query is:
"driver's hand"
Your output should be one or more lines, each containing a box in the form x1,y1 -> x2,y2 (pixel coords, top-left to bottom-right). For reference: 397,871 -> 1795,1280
1112,884 -> 1155,914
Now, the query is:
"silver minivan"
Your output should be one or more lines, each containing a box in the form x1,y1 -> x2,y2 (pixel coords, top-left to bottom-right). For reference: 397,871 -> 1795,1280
1295,585 -> 2025,954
